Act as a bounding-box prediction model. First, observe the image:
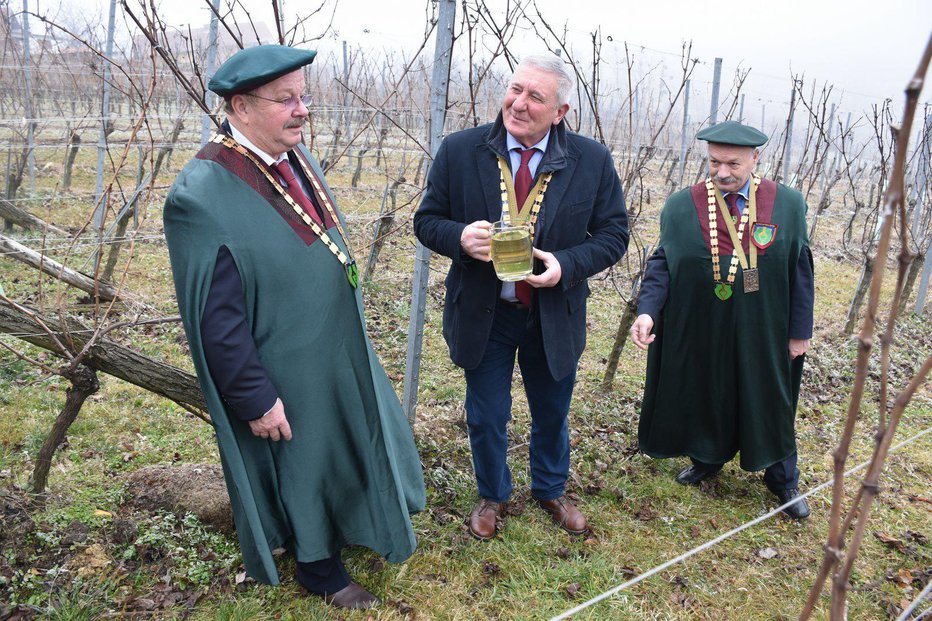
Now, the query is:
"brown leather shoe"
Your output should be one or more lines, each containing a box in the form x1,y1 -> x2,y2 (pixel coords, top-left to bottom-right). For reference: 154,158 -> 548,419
537,495 -> 588,534
322,582 -> 380,609
468,498 -> 506,540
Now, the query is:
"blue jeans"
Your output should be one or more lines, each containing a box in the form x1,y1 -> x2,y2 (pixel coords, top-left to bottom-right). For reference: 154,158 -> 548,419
464,301 -> 577,503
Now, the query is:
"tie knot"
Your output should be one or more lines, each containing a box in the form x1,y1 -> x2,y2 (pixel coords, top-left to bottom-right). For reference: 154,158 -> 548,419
274,160 -> 297,185
516,148 -> 536,166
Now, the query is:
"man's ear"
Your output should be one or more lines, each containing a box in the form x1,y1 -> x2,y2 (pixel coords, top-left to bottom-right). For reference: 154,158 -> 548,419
553,103 -> 570,126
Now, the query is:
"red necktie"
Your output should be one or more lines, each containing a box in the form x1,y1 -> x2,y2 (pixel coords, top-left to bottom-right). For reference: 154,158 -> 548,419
514,148 -> 536,307
272,160 -> 323,226
725,193 -> 741,218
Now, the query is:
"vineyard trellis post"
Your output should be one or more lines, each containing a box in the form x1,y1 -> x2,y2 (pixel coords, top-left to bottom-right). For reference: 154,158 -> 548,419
21,0 -> 35,194
402,0 -> 455,423
200,0 -> 222,146
912,107 -> 932,312
709,57 -> 722,124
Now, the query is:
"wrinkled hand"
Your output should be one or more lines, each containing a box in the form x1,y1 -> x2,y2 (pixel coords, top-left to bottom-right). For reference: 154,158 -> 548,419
524,248 -> 562,288
789,338 -> 810,359
248,398 -> 292,441
460,220 -> 492,261
630,314 -> 656,350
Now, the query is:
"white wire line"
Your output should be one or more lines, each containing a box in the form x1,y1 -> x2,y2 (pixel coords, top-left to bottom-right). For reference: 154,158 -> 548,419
898,577 -> 932,621
0,234 -> 167,258
550,425 -> 932,621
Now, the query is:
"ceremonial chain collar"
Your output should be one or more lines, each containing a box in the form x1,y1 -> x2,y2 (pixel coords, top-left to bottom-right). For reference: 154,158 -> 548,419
212,134 -> 359,288
496,157 -> 552,237
707,175 -> 760,301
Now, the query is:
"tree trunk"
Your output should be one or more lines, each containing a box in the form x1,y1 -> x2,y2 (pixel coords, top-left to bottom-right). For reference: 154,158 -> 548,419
0,304 -> 206,412
844,256 -> 874,334
601,298 -> 638,390
101,209 -> 133,284
898,252 -> 924,315
30,364 -> 99,495
153,116 -> 185,179
351,148 -> 368,188
0,198 -> 70,237
0,234 -> 119,301
62,131 -> 81,191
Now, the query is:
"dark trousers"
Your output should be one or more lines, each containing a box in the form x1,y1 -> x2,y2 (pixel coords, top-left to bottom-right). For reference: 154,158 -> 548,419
690,452 -> 800,491
295,553 -> 350,595
464,301 -> 577,503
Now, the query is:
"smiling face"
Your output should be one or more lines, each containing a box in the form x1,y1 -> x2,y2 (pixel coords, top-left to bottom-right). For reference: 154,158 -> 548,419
502,65 -> 570,148
228,70 -> 308,158
707,143 -> 760,193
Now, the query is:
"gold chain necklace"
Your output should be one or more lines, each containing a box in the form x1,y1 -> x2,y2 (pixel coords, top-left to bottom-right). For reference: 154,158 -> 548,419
496,156 -> 551,238
212,134 -> 359,288
707,175 -> 760,301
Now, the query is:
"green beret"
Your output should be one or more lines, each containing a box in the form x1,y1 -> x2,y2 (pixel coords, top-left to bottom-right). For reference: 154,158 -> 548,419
208,45 -> 317,97
696,121 -> 768,147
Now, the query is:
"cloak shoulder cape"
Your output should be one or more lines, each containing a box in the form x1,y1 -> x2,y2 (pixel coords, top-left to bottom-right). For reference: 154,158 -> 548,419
163,139 -> 425,584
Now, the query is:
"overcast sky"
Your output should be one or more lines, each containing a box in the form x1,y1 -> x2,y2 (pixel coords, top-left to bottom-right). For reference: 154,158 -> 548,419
61,0 -> 932,121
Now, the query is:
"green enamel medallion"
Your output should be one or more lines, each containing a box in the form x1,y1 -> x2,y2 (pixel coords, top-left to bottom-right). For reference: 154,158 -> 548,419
346,261 -> 359,288
714,283 -> 733,301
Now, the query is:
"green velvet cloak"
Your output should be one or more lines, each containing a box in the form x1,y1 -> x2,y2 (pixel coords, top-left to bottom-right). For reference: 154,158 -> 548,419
163,140 -> 425,585
638,179 -> 809,471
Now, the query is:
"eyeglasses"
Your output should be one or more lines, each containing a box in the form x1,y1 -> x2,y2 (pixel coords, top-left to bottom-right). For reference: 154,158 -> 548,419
243,93 -> 312,108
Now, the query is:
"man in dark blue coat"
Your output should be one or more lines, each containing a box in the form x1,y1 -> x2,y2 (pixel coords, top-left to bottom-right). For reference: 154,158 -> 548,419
414,54 -> 629,539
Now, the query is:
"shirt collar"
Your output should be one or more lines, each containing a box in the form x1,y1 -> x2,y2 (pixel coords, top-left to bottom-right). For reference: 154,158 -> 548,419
724,176 -> 752,201
228,121 -> 289,166
506,129 -> 550,154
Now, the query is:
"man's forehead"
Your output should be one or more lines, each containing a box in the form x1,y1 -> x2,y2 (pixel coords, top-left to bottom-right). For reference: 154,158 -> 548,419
707,144 -> 757,159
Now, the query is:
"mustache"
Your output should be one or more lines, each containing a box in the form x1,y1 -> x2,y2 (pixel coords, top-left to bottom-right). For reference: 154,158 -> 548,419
716,175 -> 739,184
284,119 -> 305,129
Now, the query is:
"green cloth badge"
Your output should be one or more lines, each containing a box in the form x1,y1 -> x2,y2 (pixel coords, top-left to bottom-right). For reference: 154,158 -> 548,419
751,223 -> 778,249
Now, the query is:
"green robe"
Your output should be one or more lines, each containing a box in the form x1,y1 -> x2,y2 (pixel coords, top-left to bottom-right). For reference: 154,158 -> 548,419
638,179 -> 809,471
163,138 -> 425,585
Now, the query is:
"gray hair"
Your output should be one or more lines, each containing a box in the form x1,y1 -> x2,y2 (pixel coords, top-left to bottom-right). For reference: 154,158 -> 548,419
515,53 -> 575,107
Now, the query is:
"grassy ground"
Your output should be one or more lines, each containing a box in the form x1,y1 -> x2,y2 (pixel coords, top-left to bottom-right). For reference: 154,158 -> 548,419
0,140 -> 929,620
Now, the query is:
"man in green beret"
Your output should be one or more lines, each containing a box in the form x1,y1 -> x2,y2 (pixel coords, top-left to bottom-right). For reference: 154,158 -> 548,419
631,120 -> 814,519
163,45 -> 425,608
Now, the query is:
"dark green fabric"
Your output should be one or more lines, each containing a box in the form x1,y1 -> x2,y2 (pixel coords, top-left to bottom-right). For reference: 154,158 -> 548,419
696,120 -> 768,147
639,182 -> 808,471
208,45 -> 317,96
164,142 -> 425,585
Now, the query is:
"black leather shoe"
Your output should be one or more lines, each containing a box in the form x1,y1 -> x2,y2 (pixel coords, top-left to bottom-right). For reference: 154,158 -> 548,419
322,582 -> 380,609
774,488 -> 811,519
675,464 -> 721,486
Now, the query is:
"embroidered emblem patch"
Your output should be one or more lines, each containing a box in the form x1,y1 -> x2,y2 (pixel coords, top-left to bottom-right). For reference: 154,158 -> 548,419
751,223 -> 778,249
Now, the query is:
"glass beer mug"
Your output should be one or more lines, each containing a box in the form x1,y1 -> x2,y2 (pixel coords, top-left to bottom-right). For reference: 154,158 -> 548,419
490,220 -> 532,281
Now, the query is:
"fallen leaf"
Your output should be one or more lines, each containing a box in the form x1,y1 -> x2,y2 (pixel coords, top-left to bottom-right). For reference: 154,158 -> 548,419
757,547 -> 779,559
556,547 -> 571,559
874,531 -> 907,552
636,503 -> 654,521
690,526 -> 700,538
234,572 -> 247,585
892,568 -> 913,588
566,583 -> 581,598
93,509 -> 112,518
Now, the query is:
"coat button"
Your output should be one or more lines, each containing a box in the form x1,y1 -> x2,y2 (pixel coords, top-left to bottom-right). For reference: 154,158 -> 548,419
485,307 -> 492,313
